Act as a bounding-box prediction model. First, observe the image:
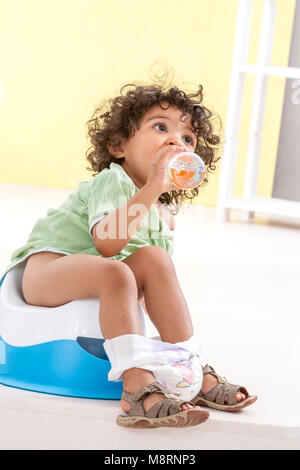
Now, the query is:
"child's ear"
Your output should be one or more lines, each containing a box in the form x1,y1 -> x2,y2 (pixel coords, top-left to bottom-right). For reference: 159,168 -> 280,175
107,138 -> 125,159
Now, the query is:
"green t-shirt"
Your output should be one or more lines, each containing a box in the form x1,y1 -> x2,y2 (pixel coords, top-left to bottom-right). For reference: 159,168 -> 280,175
3,162 -> 174,275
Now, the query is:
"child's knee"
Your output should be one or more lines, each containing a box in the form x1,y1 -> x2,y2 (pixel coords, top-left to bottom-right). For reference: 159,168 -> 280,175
139,246 -> 174,268
103,261 -> 137,291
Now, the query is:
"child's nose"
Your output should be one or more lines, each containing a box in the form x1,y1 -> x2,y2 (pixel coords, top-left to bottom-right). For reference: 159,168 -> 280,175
165,137 -> 184,149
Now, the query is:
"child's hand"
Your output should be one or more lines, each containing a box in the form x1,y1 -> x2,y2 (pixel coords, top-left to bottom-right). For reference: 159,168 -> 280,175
145,145 -> 183,194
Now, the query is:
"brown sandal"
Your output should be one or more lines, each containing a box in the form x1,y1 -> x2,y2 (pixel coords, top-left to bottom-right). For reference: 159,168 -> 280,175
117,382 -> 210,428
191,365 -> 258,412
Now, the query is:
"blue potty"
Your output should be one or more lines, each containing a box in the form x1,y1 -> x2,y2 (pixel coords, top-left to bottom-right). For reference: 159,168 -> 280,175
0,261 -> 147,399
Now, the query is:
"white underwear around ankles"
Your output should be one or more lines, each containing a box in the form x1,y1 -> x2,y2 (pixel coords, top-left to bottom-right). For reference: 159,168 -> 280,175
103,334 -> 203,402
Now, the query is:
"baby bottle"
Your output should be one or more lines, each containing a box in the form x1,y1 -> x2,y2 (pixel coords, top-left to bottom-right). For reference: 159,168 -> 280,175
168,151 -> 206,190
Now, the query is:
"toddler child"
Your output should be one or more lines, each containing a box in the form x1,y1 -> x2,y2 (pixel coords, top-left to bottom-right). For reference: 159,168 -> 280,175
5,82 -> 257,428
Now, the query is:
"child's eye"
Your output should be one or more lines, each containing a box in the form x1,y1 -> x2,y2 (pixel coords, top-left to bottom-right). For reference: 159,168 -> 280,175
154,123 -> 195,146
183,136 -> 193,145
154,123 -> 166,132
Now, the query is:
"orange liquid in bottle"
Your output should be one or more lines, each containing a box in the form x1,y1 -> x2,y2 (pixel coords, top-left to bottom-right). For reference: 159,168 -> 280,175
170,168 -> 196,185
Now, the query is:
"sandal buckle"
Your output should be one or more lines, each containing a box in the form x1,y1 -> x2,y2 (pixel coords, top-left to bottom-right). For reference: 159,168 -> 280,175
218,376 -> 230,385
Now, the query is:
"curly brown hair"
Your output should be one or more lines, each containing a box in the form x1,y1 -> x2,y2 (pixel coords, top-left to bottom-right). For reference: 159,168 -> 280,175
85,83 -> 222,215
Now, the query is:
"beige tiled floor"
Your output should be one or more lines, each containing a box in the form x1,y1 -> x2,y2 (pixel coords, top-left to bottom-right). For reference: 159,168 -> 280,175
0,182 -> 300,449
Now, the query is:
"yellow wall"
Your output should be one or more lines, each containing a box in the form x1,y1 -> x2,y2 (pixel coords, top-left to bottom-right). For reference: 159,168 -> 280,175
0,0 -> 296,206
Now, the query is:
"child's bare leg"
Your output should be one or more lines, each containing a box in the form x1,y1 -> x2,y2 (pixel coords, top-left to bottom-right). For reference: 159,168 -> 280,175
122,246 -> 245,403
123,246 -> 193,343
22,251 -> 198,415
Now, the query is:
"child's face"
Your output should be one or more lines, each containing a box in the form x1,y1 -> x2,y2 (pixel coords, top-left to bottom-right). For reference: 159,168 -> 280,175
112,104 -> 197,192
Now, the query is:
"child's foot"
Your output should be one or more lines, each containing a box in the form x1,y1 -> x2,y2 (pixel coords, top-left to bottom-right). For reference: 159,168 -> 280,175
121,368 -> 201,415
201,372 -> 246,403
192,364 -> 257,411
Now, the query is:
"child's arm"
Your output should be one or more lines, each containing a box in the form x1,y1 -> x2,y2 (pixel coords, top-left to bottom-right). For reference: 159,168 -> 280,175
92,183 -> 160,258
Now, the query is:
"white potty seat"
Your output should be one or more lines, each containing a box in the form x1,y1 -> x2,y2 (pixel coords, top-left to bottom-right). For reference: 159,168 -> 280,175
0,260 -> 146,346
